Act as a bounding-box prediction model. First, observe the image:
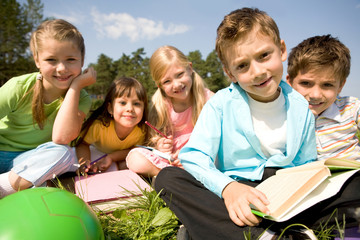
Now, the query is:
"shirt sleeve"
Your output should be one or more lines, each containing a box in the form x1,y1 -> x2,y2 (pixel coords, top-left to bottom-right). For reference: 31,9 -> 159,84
179,96 -> 235,198
0,75 -> 32,120
78,89 -> 91,115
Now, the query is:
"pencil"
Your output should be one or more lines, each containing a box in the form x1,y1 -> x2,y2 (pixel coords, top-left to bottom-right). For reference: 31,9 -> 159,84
90,154 -> 107,166
145,121 -> 168,139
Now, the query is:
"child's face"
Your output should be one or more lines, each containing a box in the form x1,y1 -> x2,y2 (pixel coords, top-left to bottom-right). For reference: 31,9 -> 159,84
108,88 -> 144,129
287,68 -> 344,116
159,61 -> 193,105
223,29 -> 287,102
34,38 -> 83,96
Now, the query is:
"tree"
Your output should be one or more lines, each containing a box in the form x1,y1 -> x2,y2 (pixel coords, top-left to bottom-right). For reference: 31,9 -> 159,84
187,50 -> 207,79
204,50 -> 228,92
89,54 -> 115,96
114,48 -> 156,99
0,0 -> 43,86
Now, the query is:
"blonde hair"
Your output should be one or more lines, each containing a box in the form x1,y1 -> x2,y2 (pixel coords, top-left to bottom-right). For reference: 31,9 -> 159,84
29,19 -> 85,129
287,34 -> 350,86
216,8 -> 281,71
148,45 -> 207,145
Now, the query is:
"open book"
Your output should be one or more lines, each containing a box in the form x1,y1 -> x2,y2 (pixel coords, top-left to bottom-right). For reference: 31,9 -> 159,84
251,158 -> 360,222
75,170 -> 151,212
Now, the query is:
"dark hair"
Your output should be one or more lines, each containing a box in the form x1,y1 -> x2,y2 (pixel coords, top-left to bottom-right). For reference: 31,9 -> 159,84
74,77 -> 148,146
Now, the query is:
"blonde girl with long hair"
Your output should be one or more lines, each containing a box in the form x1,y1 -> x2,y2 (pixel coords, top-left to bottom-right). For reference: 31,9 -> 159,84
126,45 -> 213,177
0,19 -> 96,198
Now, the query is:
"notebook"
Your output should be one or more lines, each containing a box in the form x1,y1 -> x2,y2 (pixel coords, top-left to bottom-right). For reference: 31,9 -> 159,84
75,170 -> 151,212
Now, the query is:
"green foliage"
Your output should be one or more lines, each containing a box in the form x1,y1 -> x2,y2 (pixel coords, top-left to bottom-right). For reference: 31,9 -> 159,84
0,0 -> 42,86
88,48 -> 227,100
97,188 -> 179,240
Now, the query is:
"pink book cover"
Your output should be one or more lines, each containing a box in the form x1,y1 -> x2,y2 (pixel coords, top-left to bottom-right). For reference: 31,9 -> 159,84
75,170 -> 151,204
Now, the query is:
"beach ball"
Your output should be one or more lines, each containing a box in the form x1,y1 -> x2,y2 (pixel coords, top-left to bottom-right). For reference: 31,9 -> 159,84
0,187 -> 104,240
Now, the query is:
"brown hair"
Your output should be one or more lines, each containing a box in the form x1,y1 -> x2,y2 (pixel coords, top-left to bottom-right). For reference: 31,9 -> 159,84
287,34 -> 351,85
215,8 -> 281,71
29,19 -> 85,129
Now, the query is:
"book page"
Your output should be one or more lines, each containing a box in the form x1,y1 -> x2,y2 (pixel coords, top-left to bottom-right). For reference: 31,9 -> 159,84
325,158 -> 360,169
275,160 -> 325,175
277,169 -> 359,222
255,167 -> 330,219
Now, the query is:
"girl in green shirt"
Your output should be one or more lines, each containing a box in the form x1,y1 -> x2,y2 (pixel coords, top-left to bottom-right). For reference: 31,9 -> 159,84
0,19 -> 95,198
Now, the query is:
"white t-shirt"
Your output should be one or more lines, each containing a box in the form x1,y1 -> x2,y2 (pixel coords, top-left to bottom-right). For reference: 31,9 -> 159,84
247,88 -> 287,158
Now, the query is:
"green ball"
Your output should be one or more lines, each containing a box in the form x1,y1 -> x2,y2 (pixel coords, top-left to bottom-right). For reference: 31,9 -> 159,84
0,187 -> 104,240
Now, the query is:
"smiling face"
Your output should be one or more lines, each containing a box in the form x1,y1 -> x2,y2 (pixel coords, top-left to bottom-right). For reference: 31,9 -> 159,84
223,29 -> 287,102
287,68 -> 345,116
34,38 -> 83,96
159,60 -> 193,105
108,88 -> 144,131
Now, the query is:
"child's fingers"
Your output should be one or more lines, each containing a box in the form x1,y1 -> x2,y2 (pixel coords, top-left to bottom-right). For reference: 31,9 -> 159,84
249,189 -> 270,215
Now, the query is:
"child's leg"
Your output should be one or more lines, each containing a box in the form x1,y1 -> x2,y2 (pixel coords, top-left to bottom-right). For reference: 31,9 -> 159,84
10,142 -> 77,188
154,167 -> 271,240
126,150 -> 161,177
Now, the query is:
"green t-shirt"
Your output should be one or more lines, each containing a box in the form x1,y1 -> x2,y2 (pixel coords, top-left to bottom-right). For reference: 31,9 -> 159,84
0,72 -> 91,151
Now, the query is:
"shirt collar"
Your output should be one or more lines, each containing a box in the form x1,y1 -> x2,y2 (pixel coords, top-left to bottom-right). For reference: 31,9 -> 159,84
317,102 -> 341,122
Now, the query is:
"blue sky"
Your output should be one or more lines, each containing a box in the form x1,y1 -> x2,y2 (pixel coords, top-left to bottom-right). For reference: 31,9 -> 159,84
26,0 -> 360,98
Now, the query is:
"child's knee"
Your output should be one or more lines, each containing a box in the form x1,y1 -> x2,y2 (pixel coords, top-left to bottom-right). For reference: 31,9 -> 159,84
126,151 -> 146,172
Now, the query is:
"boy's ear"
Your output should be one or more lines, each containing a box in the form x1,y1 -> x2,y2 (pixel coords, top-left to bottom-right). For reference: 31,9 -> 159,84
286,75 -> 292,86
280,40 -> 287,62
338,79 -> 347,94
223,66 -> 237,83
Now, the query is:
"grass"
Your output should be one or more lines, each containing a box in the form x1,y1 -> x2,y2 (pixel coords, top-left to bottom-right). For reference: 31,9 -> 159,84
95,187 -> 179,240
53,176 -> 347,240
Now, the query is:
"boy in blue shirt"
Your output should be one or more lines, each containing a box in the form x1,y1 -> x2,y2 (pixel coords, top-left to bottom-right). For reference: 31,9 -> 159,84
154,8 -> 360,239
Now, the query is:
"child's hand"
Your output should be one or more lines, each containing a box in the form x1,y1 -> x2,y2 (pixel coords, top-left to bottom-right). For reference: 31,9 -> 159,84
77,158 -> 91,175
222,181 -> 270,227
170,158 -> 183,168
90,155 -> 112,173
170,149 -> 183,168
71,67 -> 97,89
157,135 -> 173,154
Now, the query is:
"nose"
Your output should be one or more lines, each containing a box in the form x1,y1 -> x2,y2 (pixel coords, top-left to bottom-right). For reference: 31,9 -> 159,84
250,61 -> 266,80
308,85 -> 322,100
173,79 -> 183,89
126,103 -> 134,112
56,62 -> 67,72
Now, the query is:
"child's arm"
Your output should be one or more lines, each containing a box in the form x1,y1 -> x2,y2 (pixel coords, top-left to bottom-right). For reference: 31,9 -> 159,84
76,141 -> 92,174
222,181 -> 269,226
52,67 -> 96,144
90,149 -> 131,172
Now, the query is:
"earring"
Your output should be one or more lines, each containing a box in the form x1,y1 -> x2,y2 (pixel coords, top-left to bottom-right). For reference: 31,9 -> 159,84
36,73 -> 43,81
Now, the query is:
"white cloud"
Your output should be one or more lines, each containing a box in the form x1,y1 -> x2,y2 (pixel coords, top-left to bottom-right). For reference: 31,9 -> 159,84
50,12 -> 85,25
91,7 -> 190,42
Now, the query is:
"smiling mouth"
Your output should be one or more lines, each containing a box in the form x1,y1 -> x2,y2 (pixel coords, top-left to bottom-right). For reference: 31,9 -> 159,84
309,102 -> 324,107
174,86 -> 186,93
55,76 -> 71,81
255,78 -> 271,87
